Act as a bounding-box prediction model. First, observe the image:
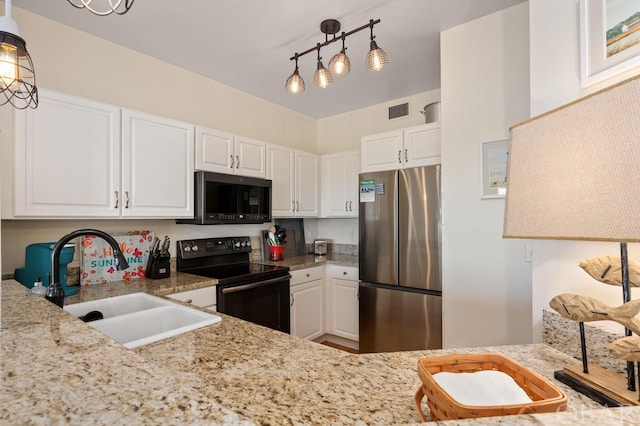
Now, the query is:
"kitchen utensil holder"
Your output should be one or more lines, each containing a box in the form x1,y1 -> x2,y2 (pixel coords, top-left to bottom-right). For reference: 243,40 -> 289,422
269,245 -> 284,261
146,255 -> 171,279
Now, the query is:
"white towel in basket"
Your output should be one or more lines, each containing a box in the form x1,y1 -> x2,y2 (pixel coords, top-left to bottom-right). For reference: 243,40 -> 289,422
433,370 -> 533,406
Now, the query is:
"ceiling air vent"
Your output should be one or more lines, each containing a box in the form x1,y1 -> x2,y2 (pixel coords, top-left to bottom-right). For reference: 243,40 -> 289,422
388,103 -> 409,119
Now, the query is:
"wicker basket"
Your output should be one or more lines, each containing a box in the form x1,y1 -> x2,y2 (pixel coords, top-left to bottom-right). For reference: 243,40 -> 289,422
414,353 -> 567,422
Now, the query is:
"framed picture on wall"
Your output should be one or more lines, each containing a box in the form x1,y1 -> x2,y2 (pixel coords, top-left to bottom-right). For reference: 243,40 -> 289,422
581,0 -> 640,86
480,139 -> 508,199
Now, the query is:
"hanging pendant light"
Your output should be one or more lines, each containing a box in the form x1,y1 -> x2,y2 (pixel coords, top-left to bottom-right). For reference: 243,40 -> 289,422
67,0 -> 135,16
313,44 -> 332,88
329,33 -> 350,77
285,54 -> 305,94
365,19 -> 388,71
0,0 -> 37,109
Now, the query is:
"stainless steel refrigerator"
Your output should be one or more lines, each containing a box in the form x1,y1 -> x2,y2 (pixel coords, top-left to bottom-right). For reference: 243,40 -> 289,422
358,165 -> 442,353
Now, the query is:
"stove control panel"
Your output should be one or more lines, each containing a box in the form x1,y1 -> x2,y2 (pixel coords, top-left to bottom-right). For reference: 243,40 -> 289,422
177,236 -> 252,259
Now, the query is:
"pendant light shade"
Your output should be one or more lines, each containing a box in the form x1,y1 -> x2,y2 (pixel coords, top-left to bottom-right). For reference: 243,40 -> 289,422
329,34 -> 350,77
0,0 -> 37,109
365,41 -> 388,71
365,18 -> 387,71
313,45 -> 332,88
285,68 -> 305,94
314,61 -> 332,88
285,53 -> 305,94
67,0 -> 135,16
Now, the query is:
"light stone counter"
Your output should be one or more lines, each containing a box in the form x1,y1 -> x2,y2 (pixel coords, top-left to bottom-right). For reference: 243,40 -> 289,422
257,252 -> 358,270
2,278 -> 637,425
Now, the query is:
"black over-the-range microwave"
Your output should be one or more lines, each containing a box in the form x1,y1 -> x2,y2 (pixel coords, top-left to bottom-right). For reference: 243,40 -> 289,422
176,171 -> 272,225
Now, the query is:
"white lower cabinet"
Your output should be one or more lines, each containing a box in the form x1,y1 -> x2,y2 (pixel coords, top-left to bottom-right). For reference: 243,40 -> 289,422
290,266 -> 324,340
167,286 -> 217,312
329,266 -> 359,341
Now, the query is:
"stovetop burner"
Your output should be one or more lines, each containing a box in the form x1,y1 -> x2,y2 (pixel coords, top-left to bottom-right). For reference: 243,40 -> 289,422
176,236 -> 289,285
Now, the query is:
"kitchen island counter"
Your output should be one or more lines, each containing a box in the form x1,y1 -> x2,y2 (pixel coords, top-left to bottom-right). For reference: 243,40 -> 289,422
1,278 -> 635,425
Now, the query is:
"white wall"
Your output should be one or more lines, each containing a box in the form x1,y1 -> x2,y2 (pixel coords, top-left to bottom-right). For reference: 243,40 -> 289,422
440,3 -> 531,348
529,0 -> 640,342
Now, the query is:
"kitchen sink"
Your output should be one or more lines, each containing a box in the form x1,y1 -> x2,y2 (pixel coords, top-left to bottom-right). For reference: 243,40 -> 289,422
64,292 -> 221,348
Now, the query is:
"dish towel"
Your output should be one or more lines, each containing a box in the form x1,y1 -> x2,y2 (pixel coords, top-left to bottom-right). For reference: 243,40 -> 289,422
433,370 -> 533,406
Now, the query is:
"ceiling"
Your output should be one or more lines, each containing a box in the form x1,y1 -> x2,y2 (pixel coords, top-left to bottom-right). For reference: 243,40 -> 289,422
12,0 -> 526,119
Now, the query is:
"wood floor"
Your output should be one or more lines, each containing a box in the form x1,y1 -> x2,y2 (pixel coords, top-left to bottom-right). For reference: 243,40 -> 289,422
320,341 -> 359,354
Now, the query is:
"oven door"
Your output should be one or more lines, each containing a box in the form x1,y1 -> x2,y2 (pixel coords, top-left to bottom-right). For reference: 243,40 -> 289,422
217,274 -> 291,333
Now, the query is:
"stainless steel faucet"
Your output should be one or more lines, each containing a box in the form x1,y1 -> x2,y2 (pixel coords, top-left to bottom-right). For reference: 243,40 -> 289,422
46,229 -> 130,308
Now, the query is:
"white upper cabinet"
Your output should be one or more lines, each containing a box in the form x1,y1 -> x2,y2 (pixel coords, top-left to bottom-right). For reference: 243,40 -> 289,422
267,144 -> 295,217
361,123 -> 440,172
321,150 -> 360,217
11,89 -> 122,217
267,144 -> 318,217
195,126 -> 266,178
122,109 -> 194,218
5,88 -> 194,219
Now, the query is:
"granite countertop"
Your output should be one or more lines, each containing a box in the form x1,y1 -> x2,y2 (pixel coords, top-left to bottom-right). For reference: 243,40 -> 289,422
256,252 -> 358,270
2,277 -> 638,425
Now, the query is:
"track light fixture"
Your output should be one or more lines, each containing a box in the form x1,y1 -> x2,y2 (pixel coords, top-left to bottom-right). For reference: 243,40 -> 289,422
313,44 -> 332,88
329,33 -> 350,77
285,18 -> 386,94
67,0 -> 135,16
285,53 -> 305,94
0,0 -> 37,109
366,19 -> 388,71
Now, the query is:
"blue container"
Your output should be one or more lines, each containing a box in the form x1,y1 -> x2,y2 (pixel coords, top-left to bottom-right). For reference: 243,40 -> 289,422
15,242 -> 77,296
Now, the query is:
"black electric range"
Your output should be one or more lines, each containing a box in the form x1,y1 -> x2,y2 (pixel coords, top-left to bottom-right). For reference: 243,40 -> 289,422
176,236 -> 291,333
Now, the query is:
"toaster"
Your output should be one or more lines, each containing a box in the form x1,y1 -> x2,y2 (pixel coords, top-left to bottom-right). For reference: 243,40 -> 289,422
314,240 -> 327,255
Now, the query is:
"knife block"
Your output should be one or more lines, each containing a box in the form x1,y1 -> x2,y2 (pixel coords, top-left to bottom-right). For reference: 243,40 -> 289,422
146,255 -> 170,279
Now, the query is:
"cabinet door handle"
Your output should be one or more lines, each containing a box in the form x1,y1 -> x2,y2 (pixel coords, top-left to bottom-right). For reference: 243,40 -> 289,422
345,201 -> 348,211
125,191 -> 130,209
349,201 -> 352,211
292,201 -> 296,212
398,150 -> 402,163
114,190 -> 119,208
230,155 -> 234,168
236,155 -> 240,168
290,294 -> 294,306
296,201 -> 299,212
343,271 -> 347,275
405,149 -> 408,162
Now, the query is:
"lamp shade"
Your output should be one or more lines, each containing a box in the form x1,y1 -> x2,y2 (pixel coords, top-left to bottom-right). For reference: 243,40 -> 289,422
366,40 -> 388,71
285,68 -> 305,94
503,75 -> 640,242
314,60 -> 332,88
329,50 -> 350,77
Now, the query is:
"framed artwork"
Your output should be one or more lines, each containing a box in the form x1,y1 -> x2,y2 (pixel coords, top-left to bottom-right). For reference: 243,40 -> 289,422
581,0 -> 640,86
480,139 -> 508,199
